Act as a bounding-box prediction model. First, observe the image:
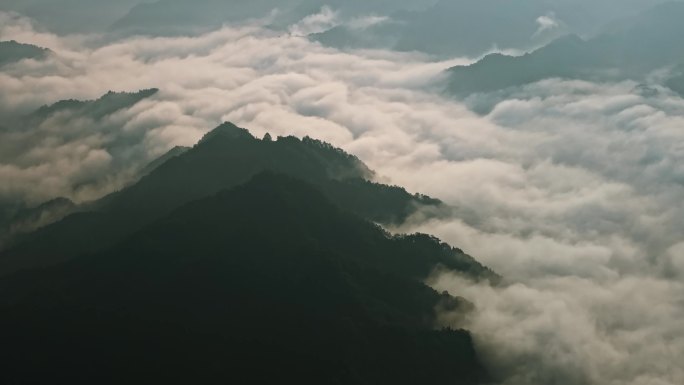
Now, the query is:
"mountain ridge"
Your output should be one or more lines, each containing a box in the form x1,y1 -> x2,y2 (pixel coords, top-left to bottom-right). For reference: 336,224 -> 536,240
0,170 -> 493,384
0,123 -> 449,276
0,40 -> 50,68
446,2 -> 684,96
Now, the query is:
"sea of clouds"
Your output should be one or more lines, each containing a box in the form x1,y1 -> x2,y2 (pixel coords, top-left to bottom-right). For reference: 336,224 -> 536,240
1,9 -> 683,385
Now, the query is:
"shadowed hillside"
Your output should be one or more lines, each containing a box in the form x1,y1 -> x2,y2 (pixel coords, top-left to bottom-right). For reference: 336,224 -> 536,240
0,172 -> 492,384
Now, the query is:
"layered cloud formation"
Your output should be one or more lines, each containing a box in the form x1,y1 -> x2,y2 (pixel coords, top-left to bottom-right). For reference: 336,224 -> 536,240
1,8 -> 684,385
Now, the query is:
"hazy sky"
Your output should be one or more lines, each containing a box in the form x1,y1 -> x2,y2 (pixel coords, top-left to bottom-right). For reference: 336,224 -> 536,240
1,2 -> 684,384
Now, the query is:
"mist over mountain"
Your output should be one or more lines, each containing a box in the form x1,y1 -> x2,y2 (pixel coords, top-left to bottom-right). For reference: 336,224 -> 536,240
309,0 -> 676,58
0,40 -> 48,67
447,1 -> 684,96
3,0 -> 676,58
313,0 -> 565,57
0,127 -> 495,383
0,197 -> 75,242
32,88 -> 159,121
2,2 -> 684,384
0,89 -> 162,213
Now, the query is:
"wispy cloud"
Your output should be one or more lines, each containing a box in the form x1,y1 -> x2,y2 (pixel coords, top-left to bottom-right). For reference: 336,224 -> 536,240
288,6 -> 339,36
533,12 -> 562,37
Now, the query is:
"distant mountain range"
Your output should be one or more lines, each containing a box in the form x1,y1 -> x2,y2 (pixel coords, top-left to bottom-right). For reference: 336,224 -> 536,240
311,0 -> 676,58
2,0 -> 680,59
31,88 -> 160,121
0,40 -> 49,68
0,121 -> 496,384
0,198 -> 76,244
109,0 -> 681,58
447,1 -> 684,96
0,89 -> 163,247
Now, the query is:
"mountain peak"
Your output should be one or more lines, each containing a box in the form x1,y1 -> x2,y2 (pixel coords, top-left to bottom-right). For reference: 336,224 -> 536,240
198,122 -> 255,145
0,123 -> 445,274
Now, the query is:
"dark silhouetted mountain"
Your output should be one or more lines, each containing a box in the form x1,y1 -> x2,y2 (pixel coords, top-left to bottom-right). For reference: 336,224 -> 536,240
32,88 -> 159,121
103,0 -> 672,58
0,123 -> 446,275
139,145 -> 191,176
1,197 -> 75,236
314,0 -> 557,57
0,201 -> 21,229
0,40 -> 49,67
0,172 -> 492,384
0,201 -> 24,248
0,198 -> 75,258
447,2 -> 684,95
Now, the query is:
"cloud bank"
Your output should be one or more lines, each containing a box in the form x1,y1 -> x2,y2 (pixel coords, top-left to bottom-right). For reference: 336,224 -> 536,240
1,10 -> 684,385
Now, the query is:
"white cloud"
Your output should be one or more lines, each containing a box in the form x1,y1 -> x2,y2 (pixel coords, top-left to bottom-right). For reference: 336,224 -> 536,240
534,12 -> 561,35
288,6 -> 339,36
430,272 -> 684,385
347,15 -> 390,30
2,11 -> 684,384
